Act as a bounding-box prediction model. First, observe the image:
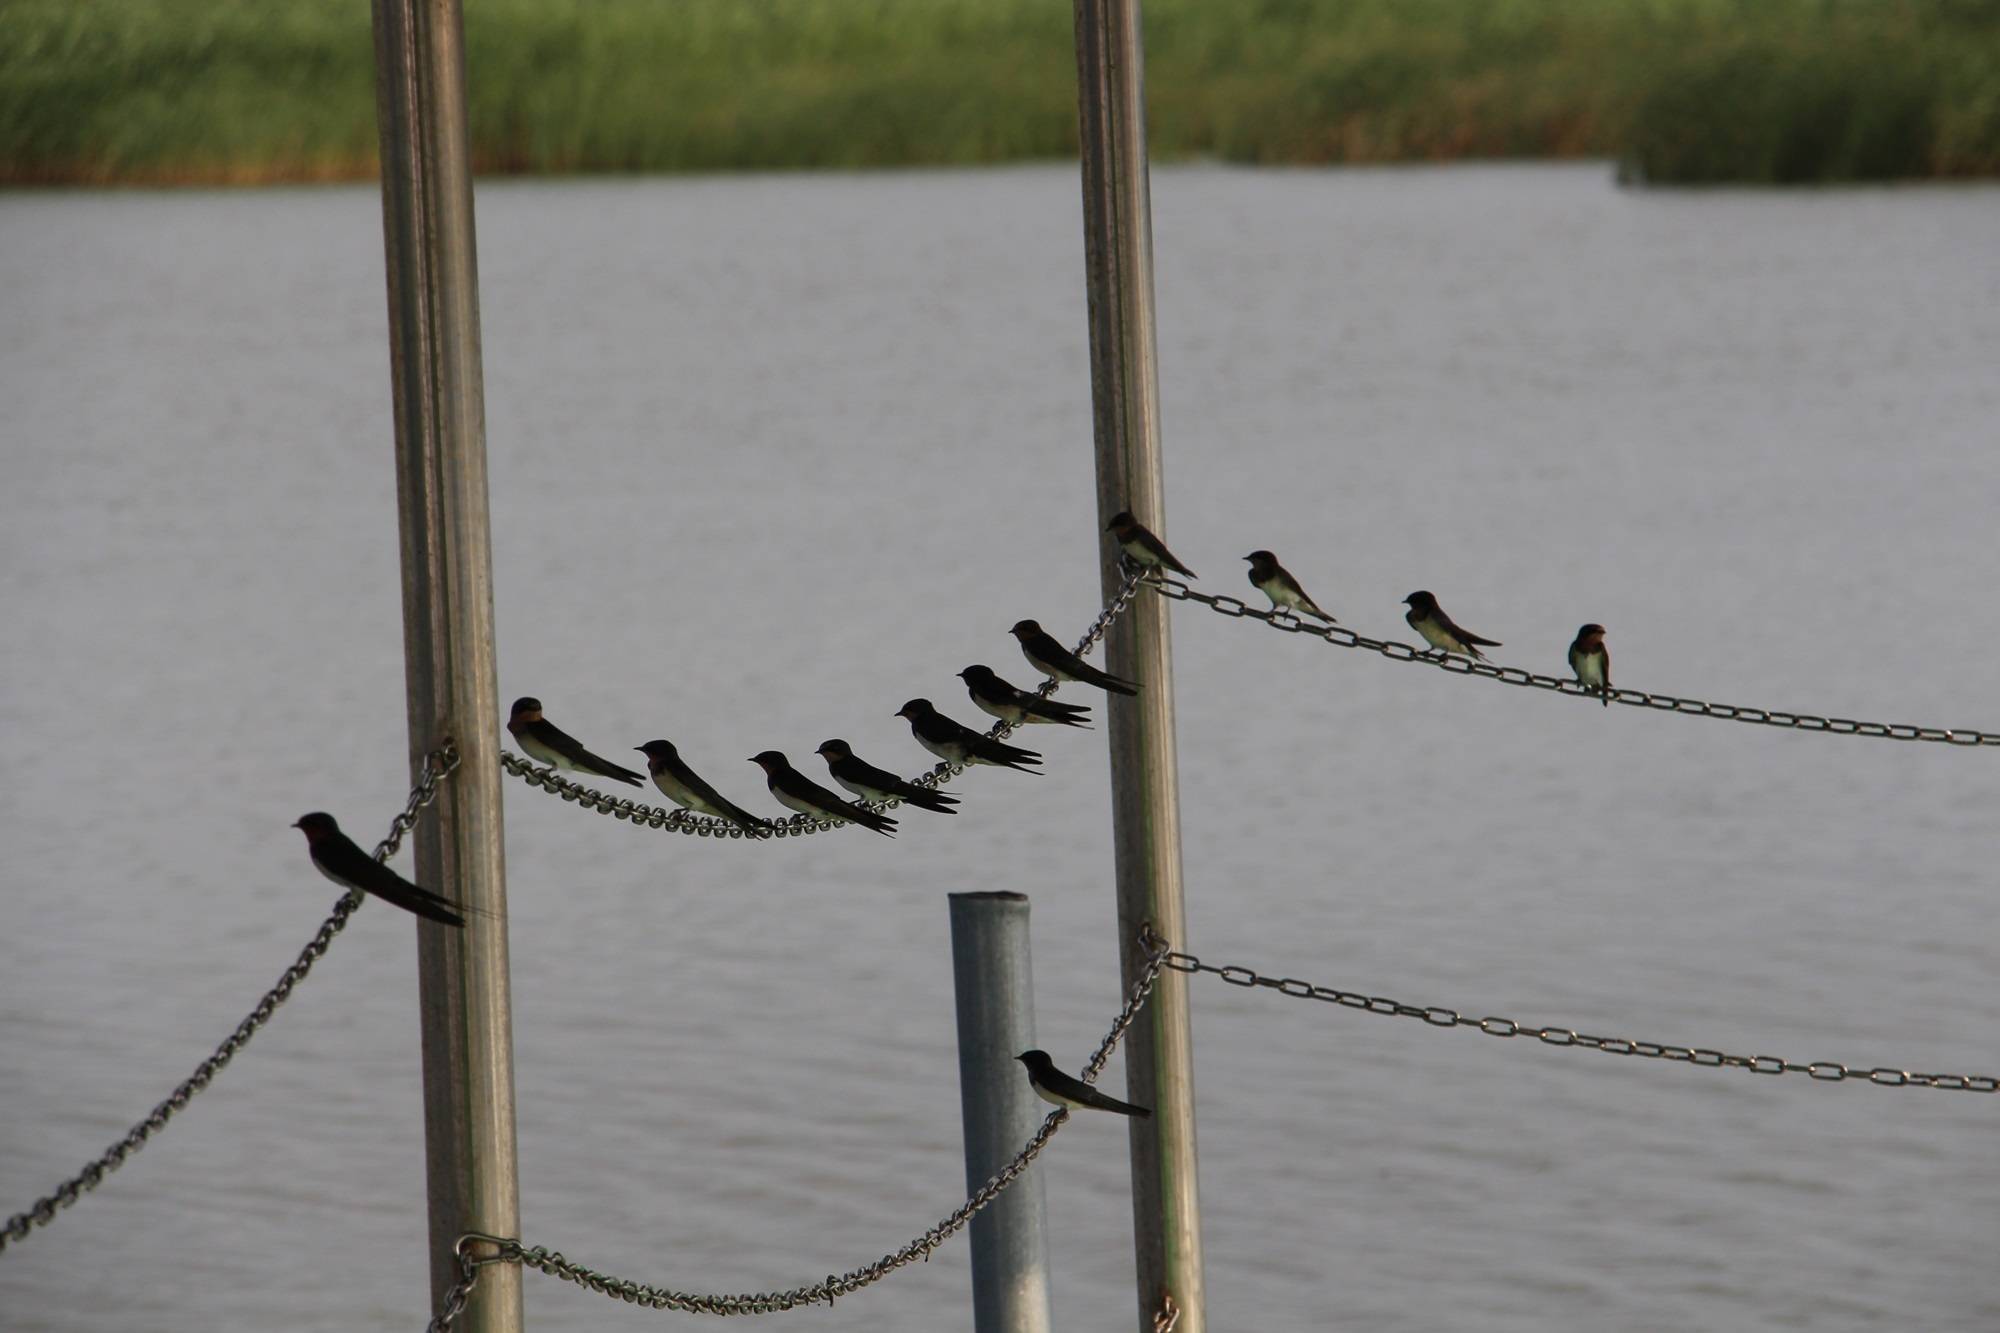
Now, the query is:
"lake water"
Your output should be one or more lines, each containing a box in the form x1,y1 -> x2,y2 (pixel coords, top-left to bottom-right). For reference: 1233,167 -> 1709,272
2,162 -> 1996,1332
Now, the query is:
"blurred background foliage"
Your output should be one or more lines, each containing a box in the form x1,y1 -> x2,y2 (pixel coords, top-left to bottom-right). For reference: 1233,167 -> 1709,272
2,0 -> 1996,185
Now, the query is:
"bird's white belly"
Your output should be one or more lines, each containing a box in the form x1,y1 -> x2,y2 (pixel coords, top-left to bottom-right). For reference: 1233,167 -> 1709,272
517,734 -> 568,769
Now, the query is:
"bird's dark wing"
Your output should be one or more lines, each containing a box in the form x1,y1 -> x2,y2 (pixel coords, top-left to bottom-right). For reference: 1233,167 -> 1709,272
1128,527 -> 1198,578
319,839 -> 465,927
1030,636 -> 1139,694
670,758 -> 774,833
530,720 -> 646,786
1042,1067 -> 1151,1117
789,773 -> 898,836
1019,696 -> 1092,727
968,735 -> 1044,770
846,758 -> 960,811
1435,610 -> 1501,648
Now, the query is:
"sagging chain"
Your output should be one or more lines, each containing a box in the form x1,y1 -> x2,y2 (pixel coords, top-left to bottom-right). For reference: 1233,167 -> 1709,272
1165,947 -> 1998,1094
1150,577 -> 2000,747
0,743 -> 461,1255
500,567 -> 1149,834
427,925 -> 1173,1329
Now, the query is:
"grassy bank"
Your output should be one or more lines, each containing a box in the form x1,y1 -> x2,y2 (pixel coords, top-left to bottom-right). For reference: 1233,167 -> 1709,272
4,0 -> 1997,185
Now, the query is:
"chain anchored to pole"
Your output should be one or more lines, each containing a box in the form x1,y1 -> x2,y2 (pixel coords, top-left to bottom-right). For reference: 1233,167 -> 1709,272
425,929 -> 1174,1329
1165,946 -> 1998,1094
0,745 -> 461,1254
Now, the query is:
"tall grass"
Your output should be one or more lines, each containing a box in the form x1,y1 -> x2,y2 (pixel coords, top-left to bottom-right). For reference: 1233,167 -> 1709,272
2,0 -> 1996,185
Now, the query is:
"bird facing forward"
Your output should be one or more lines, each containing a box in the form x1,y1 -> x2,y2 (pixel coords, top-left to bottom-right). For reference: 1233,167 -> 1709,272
1568,623 -> 1611,706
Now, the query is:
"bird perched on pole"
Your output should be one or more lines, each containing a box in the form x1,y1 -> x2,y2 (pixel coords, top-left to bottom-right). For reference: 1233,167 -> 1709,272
1016,1050 -> 1151,1118
293,812 -> 464,927
1568,624 -> 1611,706
1402,591 -> 1501,662
1244,550 -> 1337,622
1108,510 -> 1198,578
508,697 -> 644,786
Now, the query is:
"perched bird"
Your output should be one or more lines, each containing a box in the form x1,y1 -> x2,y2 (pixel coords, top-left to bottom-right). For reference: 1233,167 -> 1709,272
1568,623 -> 1611,706
896,699 -> 1042,773
815,739 -> 959,815
1015,1050 -> 1151,1119
749,750 -> 898,837
1244,550 -> 1337,623
636,739 -> 774,836
1402,591 -> 1502,662
1107,510 -> 1198,578
292,812 -> 464,927
958,665 -> 1093,729
508,697 -> 644,787
1010,619 -> 1139,696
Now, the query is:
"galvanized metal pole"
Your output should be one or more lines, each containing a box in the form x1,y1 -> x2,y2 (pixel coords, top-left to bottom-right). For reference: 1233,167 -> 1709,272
371,1 -> 522,1329
949,892 -> 1054,1333
1070,1 -> 1205,1330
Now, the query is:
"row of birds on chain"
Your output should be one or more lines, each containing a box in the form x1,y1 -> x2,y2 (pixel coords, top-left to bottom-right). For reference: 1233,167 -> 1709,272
290,511 -> 1610,934
283,509 -> 1606,1119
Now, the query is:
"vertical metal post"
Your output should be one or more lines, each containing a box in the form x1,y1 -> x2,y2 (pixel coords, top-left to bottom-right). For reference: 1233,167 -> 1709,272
371,1 -> 522,1329
1070,1 -> 1205,1330
949,893 -> 1054,1333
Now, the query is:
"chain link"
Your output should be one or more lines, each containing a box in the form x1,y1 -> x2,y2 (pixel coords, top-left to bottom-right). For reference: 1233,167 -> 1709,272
1165,948 -> 1997,1094
1155,1292 -> 1183,1333
1149,577 -> 2000,747
427,925 -> 1172,1328
0,743 -> 462,1255
501,569 -> 1150,833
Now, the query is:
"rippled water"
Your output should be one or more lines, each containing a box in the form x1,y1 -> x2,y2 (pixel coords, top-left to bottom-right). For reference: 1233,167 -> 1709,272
3,163 -> 1997,1331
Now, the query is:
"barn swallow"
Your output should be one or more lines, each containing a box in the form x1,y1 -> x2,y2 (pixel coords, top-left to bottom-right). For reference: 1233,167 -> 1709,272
508,697 -> 645,786
1015,1050 -> 1151,1118
1009,619 -> 1139,696
636,740 -> 774,835
1568,623 -> 1611,706
749,750 -> 898,836
292,812 -> 464,927
1402,591 -> 1501,662
1244,550 -> 1337,622
958,665 -> 1093,729
895,699 -> 1043,773
1107,511 -> 1198,578
815,739 -> 959,814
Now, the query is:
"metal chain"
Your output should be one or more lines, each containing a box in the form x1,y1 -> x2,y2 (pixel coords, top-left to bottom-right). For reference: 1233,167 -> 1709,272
1165,948 -> 1998,1094
0,743 -> 462,1255
501,568 -> 1150,834
1155,1292 -> 1183,1333
1149,577 -> 2000,747
427,926 -> 1173,1328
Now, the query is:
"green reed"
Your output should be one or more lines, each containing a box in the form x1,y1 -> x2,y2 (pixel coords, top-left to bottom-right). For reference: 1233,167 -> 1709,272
2,0 -> 1994,185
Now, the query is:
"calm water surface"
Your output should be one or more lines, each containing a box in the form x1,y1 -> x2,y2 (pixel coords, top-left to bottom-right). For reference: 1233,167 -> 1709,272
2,163 -> 1997,1331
